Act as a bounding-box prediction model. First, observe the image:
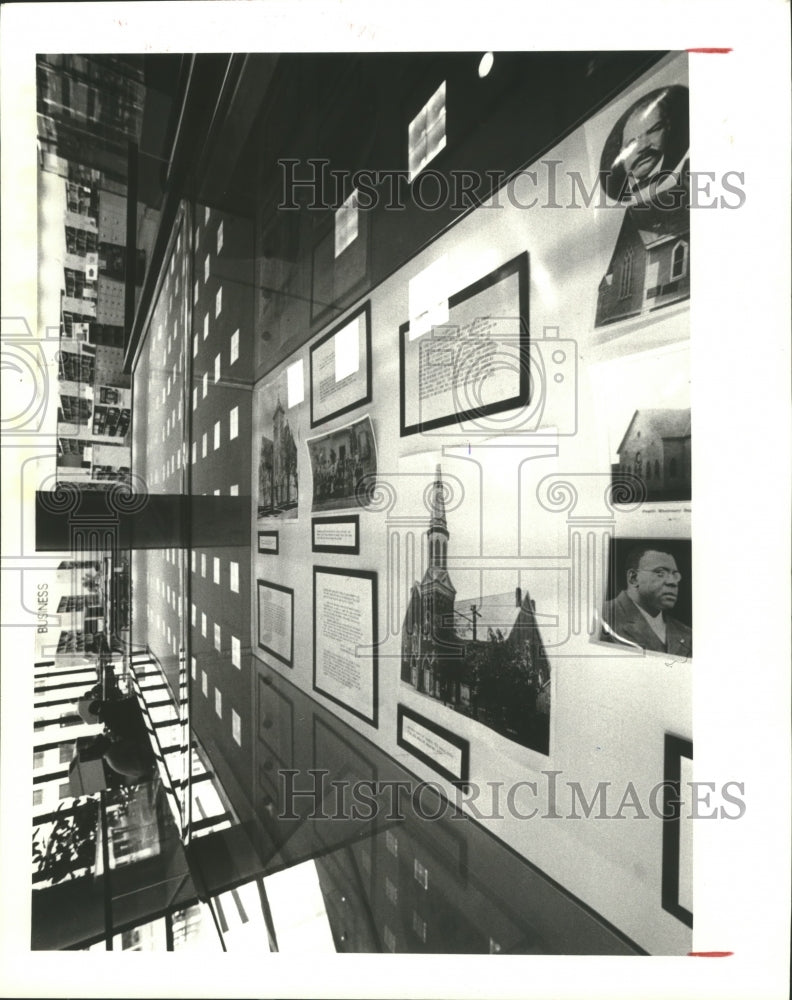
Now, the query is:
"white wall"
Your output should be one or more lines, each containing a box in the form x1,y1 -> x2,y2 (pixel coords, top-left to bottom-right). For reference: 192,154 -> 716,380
250,54 -> 693,954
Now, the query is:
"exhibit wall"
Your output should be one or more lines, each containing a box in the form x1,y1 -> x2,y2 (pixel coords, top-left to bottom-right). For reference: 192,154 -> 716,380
250,53 -> 692,954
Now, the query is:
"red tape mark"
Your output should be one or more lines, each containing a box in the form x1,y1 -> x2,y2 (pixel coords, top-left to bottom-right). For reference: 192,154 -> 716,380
686,48 -> 732,53
687,952 -> 734,957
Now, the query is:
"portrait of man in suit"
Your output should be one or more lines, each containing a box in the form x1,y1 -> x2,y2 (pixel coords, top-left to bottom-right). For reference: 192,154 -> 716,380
599,84 -> 689,206
600,543 -> 692,657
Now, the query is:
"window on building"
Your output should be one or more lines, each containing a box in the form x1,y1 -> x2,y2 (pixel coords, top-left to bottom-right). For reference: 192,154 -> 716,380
619,247 -> 634,300
408,81 -> 447,181
60,743 -> 73,764
33,788 -> 43,808
58,782 -> 72,800
334,188 -> 359,258
33,751 -> 44,770
671,240 -> 689,280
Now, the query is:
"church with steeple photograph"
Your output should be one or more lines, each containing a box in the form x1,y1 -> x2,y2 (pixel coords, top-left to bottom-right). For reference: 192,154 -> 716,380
400,467 -> 551,755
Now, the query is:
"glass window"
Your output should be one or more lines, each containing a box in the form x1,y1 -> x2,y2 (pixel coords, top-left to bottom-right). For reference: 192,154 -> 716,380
334,188 -> 359,258
408,81 -> 447,180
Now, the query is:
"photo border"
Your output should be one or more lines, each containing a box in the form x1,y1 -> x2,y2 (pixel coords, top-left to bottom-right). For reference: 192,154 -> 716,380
399,250 -> 530,437
257,578 -> 294,668
312,566 -> 378,727
257,530 -> 280,555
311,514 -> 360,554
310,300 -> 372,428
396,703 -> 470,787
661,732 -> 694,928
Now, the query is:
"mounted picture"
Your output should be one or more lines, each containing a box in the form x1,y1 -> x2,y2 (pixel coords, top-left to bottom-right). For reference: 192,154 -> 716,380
257,530 -> 279,554
399,466 -> 551,756
310,301 -> 372,428
306,414 -> 377,513
397,704 -> 470,787
257,579 -> 294,668
255,366 -> 303,520
313,566 -> 378,726
399,251 -> 529,437
312,515 -> 360,554
598,537 -> 692,658
595,84 -> 690,328
661,733 -> 693,928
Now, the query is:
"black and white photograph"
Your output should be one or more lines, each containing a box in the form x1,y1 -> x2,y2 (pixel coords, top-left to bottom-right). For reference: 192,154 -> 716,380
595,83 -> 690,328
1,4 -> 789,997
400,466 -> 552,755
590,343 -> 692,505
256,383 -> 300,519
599,537 -> 692,657
307,414 -> 377,513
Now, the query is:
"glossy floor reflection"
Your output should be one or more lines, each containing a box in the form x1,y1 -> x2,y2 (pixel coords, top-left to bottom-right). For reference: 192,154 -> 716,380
180,655 -> 644,955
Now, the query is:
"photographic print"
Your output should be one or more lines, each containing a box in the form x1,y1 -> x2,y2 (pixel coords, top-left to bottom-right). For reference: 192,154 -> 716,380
307,414 -> 377,513
257,579 -> 294,667
612,407 -> 690,503
400,467 -> 551,756
590,344 -> 692,505
255,371 -> 301,520
599,537 -> 692,657
595,83 -> 690,328
399,252 -> 529,437
310,301 -> 372,428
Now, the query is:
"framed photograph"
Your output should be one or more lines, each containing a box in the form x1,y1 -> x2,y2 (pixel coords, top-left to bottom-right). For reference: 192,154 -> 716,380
598,537 -> 692,659
310,301 -> 372,428
661,733 -> 693,928
313,567 -> 378,727
257,530 -> 280,555
399,251 -> 529,437
306,414 -> 378,513
257,579 -> 294,668
312,515 -> 360,554
396,704 -> 470,787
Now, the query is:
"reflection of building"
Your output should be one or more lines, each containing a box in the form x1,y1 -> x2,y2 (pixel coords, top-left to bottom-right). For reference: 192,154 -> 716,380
400,468 -> 550,754
613,407 -> 691,501
595,201 -> 689,327
258,398 -> 298,515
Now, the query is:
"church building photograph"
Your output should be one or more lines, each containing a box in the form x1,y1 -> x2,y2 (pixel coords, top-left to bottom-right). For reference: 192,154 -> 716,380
400,468 -> 551,755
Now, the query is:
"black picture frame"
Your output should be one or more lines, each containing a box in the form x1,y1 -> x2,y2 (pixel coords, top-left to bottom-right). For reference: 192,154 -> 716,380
661,732 -> 693,928
399,251 -> 530,437
310,301 -> 372,428
311,515 -> 360,554
257,530 -> 280,554
257,579 -> 294,668
396,704 -> 470,787
313,566 -> 378,727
